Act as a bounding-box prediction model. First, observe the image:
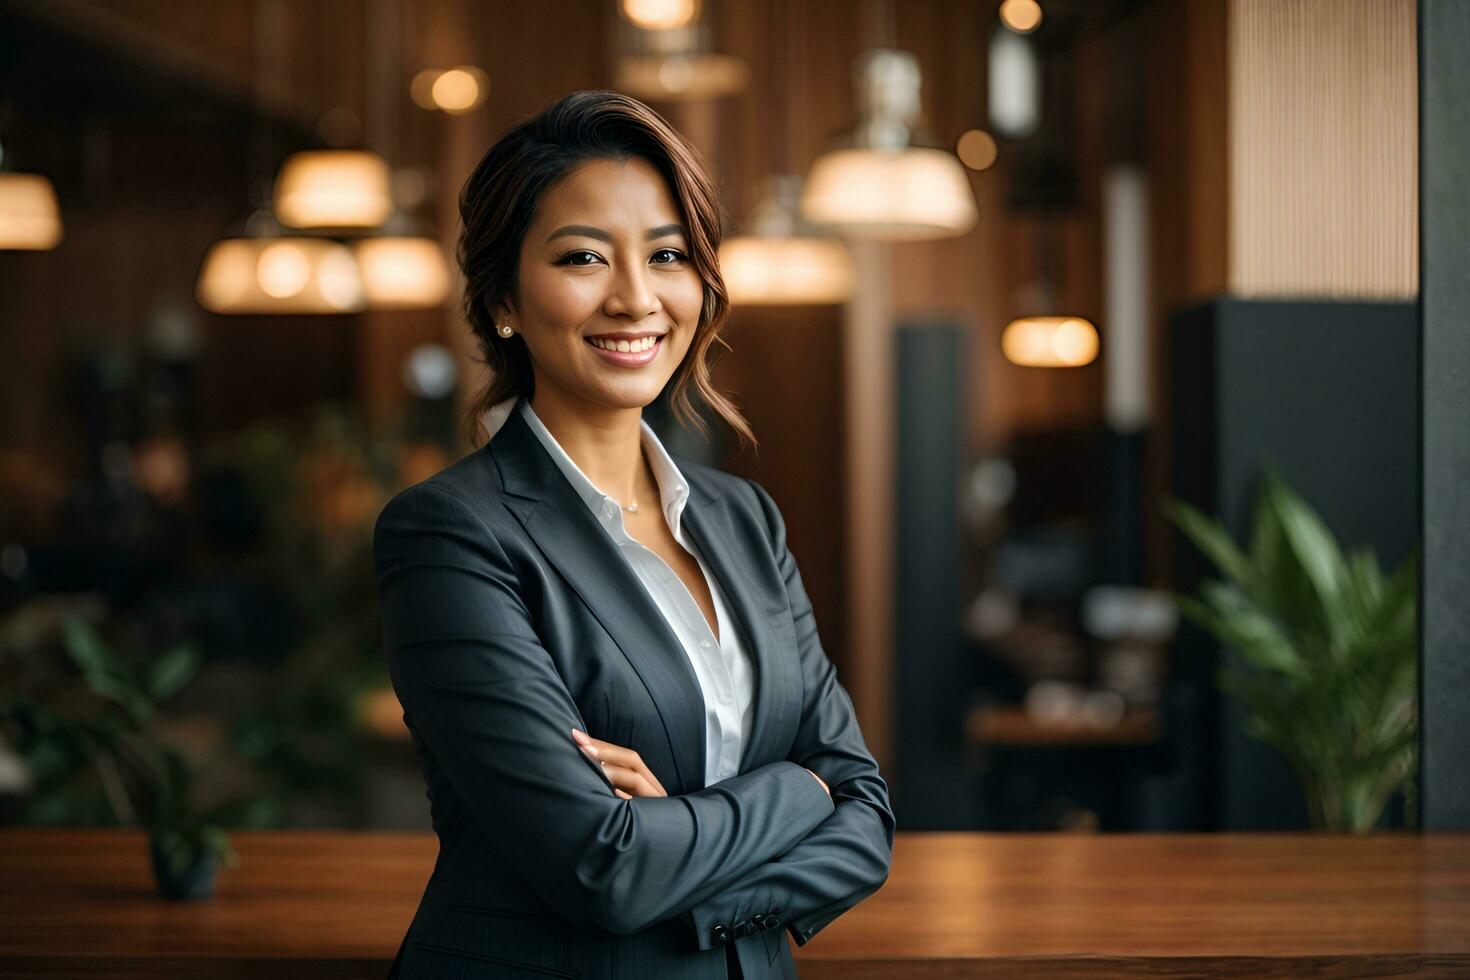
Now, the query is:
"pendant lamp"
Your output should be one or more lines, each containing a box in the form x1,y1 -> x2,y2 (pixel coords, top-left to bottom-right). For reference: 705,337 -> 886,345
197,209 -> 365,315
800,48 -> 978,240
719,0 -> 853,305
620,0 -> 700,30
0,171 -> 63,250
352,200 -> 450,310
614,8 -> 747,101
273,149 -> 393,230
1001,219 -> 1098,368
721,176 -> 855,305
353,2 -> 451,310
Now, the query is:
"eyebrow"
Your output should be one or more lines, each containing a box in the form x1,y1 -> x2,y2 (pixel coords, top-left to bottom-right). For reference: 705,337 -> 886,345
545,223 -> 687,244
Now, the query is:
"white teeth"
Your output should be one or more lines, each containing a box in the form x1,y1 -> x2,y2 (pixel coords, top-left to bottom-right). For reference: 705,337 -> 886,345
590,335 -> 658,353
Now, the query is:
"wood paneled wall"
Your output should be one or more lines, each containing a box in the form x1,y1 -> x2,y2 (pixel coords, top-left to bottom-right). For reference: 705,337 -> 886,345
1228,0 -> 1418,299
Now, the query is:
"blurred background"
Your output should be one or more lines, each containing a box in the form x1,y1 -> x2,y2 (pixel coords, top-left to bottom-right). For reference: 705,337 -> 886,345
0,0 -> 1423,840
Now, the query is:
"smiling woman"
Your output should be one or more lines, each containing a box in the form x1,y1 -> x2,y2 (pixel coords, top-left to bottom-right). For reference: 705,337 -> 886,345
377,89 -> 894,980
456,90 -> 754,453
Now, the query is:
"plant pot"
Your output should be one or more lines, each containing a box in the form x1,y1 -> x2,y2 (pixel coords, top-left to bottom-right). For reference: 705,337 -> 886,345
148,836 -> 219,900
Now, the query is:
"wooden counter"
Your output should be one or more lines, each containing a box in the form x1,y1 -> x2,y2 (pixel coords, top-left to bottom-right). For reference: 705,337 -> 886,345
1,829 -> 1467,977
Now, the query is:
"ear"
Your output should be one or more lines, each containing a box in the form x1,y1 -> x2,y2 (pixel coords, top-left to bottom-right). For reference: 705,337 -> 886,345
484,297 -> 508,325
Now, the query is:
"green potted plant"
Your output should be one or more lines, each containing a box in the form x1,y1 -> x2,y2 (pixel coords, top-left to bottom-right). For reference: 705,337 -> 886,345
2,613 -> 248,897
1164,463 -> 1418,832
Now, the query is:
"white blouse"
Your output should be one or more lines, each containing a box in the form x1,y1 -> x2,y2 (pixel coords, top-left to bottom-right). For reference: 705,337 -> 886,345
479,397 -> 756,788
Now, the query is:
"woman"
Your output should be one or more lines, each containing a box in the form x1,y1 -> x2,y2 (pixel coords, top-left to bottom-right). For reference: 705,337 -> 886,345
374,90 -> 894,980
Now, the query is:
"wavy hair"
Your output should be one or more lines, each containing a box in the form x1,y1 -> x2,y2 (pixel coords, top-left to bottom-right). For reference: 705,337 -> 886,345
456,90 -> 754,453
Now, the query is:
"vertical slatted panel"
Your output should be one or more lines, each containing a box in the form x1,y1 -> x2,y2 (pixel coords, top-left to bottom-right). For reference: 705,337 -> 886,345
1229,0 -> 1418,299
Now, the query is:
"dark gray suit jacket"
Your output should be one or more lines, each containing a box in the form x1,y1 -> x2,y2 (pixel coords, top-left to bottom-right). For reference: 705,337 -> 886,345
373,403 -> 895,979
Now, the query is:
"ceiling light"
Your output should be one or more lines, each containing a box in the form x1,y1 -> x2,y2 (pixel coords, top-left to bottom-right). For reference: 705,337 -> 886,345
720,176 -> 854,305
1001,316 -> 1099,367
0,172 -> 63,250
197,211 -> 365,315
800,49 -> 978,240
273,149 -> 393,229
620,0 -> 700,30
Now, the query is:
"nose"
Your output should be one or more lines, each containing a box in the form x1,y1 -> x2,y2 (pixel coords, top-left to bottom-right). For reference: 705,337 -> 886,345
603,259 -> 661,322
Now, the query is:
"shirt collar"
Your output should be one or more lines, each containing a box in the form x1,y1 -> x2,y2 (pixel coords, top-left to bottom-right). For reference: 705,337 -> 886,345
492,396 -> 692,539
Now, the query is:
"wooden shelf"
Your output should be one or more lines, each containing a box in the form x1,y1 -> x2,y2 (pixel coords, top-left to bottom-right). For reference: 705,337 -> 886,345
966,704 -> 1161,747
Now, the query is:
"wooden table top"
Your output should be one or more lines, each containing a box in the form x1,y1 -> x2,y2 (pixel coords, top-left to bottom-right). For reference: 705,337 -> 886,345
1,828 -> 1467,978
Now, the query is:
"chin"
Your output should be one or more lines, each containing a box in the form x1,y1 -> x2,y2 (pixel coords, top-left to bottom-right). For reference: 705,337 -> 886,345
579,381 -> 669,412
607,388 -> 668,410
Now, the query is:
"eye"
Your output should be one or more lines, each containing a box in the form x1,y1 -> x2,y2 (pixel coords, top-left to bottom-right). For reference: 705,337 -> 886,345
555,248 -> 687,267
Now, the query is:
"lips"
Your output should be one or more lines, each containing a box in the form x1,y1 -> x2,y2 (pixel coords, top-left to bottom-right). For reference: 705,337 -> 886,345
584,333 -> 663,366
584,331 -> 667,342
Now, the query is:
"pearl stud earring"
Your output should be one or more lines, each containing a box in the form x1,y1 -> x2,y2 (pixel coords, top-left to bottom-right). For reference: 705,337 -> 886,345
498,322 -> 513,338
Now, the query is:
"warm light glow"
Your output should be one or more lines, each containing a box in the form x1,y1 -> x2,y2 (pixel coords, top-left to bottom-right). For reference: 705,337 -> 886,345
719,235 -> 855,305
434,67 -> 488,114
800,147 -> 978,240
1001,316 -> 1100,367
615,53 -> 748,100
620,0 -> 699,30
257,241 -> 311,298
412,67 -> 490,113
956,129 -> 999,170
353,237 -> 451,308
0,173 -> 63,250
197,237 -> 365,314
273,150 -> 392,229
1000,0 -> 1043,33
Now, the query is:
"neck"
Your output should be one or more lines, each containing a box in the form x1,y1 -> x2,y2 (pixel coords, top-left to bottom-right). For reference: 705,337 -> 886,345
528,386 -> 653,506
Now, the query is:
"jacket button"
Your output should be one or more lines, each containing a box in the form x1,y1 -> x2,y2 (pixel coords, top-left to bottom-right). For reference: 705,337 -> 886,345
712,924 -> 731,945
764,913 -> 781,929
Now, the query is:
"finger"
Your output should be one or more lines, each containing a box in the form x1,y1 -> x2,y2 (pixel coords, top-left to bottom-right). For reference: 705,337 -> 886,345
614,788 -> 633,799
581,740 -> 642,770
602,763 -> 660,798
578,740 -> 667,797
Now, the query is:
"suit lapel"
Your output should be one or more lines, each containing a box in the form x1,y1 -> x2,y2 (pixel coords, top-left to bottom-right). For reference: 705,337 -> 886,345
488,404 -> 797,791
680,496 -> 800,773
488,406 -> 706,790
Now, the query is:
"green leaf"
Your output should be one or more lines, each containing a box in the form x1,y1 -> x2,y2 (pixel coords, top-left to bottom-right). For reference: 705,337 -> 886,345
1260,467 -> 1349,639
146,644 -> 200,702
61,616 -> 117,677
1196,580 -> 1306,678
1164,497 -> 1259,595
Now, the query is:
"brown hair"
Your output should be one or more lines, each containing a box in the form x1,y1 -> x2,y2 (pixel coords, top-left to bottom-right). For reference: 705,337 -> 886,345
456,90 -> 755,453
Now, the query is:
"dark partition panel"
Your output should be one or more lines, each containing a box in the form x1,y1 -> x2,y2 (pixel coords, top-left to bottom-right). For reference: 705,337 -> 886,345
1170,298 -> 1419,829
892,322 -> 975,829
1420,0 -> 1470,830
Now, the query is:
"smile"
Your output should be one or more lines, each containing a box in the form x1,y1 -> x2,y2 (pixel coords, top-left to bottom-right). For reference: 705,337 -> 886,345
584,334 -> 663,366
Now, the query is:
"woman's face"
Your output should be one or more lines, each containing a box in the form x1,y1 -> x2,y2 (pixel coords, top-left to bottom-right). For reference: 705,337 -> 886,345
499,156 -> 705,414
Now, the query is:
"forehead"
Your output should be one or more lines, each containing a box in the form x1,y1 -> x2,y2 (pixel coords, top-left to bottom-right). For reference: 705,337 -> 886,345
532,157 -> 684,232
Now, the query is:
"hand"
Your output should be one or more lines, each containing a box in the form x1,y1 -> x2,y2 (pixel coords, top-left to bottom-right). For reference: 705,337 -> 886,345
806,767 -> 830,797
571,728 -> 668,799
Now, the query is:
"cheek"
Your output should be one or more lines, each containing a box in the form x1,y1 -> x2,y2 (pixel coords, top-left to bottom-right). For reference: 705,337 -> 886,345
520,266 -> 602,326
667,272 -> 706,326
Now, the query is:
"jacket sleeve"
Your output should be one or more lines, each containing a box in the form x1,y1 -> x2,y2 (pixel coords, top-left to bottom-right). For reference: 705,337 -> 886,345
374,481 -> 835,938
675,478 -> 896,951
